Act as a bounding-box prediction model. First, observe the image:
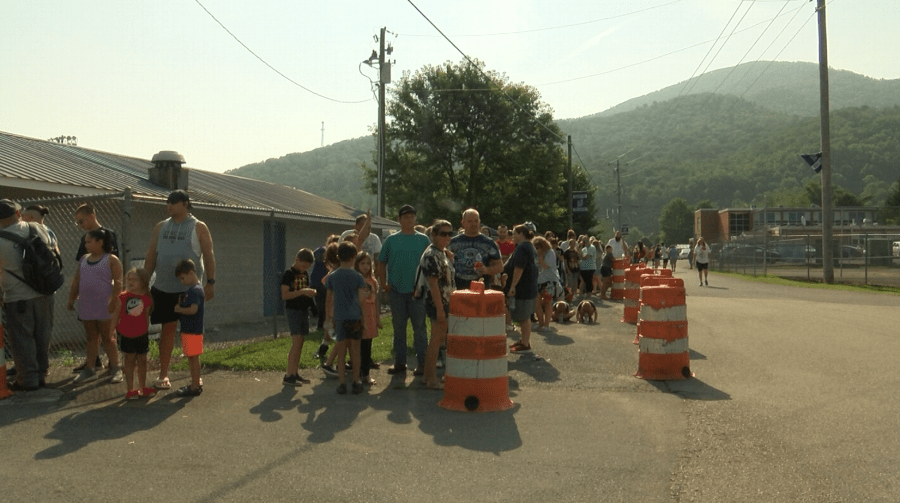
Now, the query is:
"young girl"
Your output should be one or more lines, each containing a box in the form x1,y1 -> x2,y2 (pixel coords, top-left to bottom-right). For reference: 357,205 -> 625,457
355,251 -> 381,385
68,229 -> 123,384
111,268 -> 154,399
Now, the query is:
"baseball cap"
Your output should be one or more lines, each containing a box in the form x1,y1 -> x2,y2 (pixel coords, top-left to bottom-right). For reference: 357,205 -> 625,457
0,199 -> 21,219
398,205 -> 417,217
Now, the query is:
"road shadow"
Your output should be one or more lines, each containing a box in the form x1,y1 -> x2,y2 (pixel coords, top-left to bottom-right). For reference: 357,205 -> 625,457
535,328 -> 575,346
508,353 -> 560,383
416,401 -> 523,454
34,398 -> 184,459
249,385 -> 304,422
646,377 -> 731,401
689,349 -> 707,360
296,380 -> 368,443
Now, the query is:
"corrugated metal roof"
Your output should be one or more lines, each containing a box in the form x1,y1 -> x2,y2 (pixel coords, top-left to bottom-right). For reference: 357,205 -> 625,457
0,131 -> 397,227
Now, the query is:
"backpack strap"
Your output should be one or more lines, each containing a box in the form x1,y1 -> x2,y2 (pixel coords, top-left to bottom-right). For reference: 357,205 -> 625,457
0,226 -> 34,285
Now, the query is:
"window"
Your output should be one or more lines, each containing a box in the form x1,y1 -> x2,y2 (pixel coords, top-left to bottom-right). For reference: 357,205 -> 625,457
729,212 -> 750,235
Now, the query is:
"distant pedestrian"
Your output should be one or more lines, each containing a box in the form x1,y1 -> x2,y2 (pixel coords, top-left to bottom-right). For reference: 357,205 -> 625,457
667,244 -> 679,273
598,244 -> 614,300
694,238 -> 711,286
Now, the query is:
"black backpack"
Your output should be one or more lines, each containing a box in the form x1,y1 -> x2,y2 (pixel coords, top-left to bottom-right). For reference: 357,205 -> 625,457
0,223 -> 65,295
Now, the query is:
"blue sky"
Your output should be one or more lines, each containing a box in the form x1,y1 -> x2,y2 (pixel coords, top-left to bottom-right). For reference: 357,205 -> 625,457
2,0 -> 896,173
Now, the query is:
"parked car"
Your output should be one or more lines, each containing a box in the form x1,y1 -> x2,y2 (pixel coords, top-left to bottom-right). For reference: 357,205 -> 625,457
772,243 -> 817,263
893,241 -> 900,258
677,244 -> 691,260
722,245 -> 780,264
841,245 -> 864,258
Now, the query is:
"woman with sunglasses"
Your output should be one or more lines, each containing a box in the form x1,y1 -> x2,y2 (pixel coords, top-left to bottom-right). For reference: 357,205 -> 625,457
416,220 -> 456,389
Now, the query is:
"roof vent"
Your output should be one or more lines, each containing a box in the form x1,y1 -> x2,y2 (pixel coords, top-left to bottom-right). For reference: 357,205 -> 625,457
149,151 -> 188,190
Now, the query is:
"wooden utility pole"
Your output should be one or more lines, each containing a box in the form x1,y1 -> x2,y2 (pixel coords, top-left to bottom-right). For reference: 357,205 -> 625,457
568,135 -> 573,229
377,27 -> 387,218
817,0 -> 834,283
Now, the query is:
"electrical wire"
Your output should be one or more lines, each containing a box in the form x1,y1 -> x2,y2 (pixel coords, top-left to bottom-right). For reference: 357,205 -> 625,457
398,0 -> 684,37
405,0 -> 567,144
193,0 -> 370,104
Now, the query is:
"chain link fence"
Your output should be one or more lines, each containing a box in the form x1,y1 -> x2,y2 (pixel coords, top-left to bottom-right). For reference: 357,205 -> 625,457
711,231 -> 900,287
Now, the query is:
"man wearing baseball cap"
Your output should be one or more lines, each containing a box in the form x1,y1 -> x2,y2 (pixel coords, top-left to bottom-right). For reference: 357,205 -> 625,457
0,199 -> 54,391
377,205 -> 430,375
144,190 -> 216,390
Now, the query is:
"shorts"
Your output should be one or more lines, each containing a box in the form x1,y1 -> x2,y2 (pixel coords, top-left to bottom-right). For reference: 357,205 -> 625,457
285,307 -> 310,336
118,332 -> 150,354
426,302 -> 450,320
696,262 -> 709,271
599,265 -> 613,278
509,297 -> 535,322
539,281 -> 563,301
181,332 -> 204,357
150,287 -> 182,325
335,319 -> 362,341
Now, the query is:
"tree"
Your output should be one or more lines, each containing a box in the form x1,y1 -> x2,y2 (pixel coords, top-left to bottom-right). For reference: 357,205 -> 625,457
365,59 -> 597,232
881,176 -> 900,224
803,179 -> 869,207
658,197 -> 694,244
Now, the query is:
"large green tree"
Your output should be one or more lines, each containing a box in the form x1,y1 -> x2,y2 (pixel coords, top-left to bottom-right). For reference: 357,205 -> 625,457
366,59 -> 597,232
658,197 -> 694,244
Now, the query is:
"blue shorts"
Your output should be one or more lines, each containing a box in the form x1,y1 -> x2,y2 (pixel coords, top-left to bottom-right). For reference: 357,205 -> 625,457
285,307 -> 310,336
335,319 -> 362,341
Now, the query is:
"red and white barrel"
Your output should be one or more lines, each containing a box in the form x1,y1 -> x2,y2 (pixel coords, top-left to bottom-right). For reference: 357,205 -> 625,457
610,258 -> 629,300
439,282 -> 513,412
622,263 -> 646,324
634,280 -> 692,380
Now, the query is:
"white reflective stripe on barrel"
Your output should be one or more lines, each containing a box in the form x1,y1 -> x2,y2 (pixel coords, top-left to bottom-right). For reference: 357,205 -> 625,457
624,298 -> 640,308
448,315 -> 506,337
446,356 -> 507,379
639,336 -> 689,354
638,304 -> 687,322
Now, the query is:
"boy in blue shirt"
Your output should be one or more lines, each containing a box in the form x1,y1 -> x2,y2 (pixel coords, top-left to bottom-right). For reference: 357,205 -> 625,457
325,242 -> 368,394
173,259 -> 205,397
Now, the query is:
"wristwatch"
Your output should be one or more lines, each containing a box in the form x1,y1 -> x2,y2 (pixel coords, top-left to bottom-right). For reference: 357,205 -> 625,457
207,279 -> 216,285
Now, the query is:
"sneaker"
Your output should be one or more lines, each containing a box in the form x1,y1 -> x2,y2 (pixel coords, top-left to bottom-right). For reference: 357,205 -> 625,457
321,364 -> 338,378
314,343 -> 330,359
109,367 -> 124,384
505,323 -> 517,332
351,382 -> 364,394
8,382 -> 39,392
73,368 -> 98,384
282,374 -> 303,386
337,383 -> 347,394
175,385 -> 203,397
126,389 -> 140,400
699,282 -> 703,286
386,364 -> 407,375
140,387 -> 158,398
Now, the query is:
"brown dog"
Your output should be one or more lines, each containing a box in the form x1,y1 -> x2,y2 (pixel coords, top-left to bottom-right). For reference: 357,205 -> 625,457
577,300 -> 597,324
553,301 -> 576,324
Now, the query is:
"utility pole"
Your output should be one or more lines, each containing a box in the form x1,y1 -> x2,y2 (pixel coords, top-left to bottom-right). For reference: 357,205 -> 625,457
377,27 -> 387,219
817,0 -> 834,283
567,135 -> 573,229
616,159 -> 622,233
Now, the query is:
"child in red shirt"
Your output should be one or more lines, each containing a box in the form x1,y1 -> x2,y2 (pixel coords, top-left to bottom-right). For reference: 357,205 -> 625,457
111,268 -> 154,399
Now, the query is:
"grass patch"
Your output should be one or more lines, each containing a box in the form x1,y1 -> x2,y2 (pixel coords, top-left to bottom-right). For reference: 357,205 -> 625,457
714,271 -> 900,295
184,316 -> 426,372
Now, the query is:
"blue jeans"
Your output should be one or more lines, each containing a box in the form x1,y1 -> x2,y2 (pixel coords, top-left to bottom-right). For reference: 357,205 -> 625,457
388,290 -> 427,368
4,296 -> 53,388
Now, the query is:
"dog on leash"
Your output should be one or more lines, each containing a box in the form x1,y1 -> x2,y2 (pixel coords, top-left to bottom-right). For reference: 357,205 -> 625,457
553,301 -> 576,324
577,300 -> 597,324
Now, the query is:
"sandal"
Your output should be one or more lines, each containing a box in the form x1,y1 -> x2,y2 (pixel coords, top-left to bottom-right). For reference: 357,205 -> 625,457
155,377 -> 171,389
510,342 -> 532,353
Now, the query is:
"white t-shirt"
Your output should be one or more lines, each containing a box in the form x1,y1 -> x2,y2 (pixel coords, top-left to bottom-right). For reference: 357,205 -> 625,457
341,229 -> 382,258
606,237 -> 628,258
694,245 -> 710,264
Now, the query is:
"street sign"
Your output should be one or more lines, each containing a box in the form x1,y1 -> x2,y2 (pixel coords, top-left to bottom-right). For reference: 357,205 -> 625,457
621,224 -> 629,236
572,191 -> 588,213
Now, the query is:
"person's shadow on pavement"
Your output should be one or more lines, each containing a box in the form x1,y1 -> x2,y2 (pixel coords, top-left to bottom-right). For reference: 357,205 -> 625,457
34,399 -> 184,459
296,382 -> 368,443
249,386 -> 304,422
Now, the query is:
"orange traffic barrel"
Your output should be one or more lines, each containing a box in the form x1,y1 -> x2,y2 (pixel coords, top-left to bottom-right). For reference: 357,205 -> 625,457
622,263 -> 646,324
634,281 -> 692,380
1,303 -> 12,400
439,281 -> 513,412
610,258 -> 629,300
657,268 -> 672,277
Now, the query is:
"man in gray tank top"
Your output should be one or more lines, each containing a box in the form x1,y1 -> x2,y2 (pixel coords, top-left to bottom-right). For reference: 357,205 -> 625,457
144,190 -> 216,390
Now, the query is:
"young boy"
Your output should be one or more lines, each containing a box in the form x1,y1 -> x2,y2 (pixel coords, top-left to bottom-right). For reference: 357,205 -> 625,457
281,248 -> 317,386
173,259 -> 205,397
324,241 -> 367,394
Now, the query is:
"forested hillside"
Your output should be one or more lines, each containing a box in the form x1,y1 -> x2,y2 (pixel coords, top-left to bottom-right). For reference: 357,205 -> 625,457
228,62 -> 900,235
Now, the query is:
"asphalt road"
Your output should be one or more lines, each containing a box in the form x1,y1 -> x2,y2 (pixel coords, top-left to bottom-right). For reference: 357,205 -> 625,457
1,271 -> 897,502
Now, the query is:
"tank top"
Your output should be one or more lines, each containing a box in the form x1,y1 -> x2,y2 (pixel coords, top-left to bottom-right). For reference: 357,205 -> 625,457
78,254 -> 112,320
154,215 -> 204,293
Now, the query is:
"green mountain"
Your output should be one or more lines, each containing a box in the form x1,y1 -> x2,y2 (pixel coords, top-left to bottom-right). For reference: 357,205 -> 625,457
228,61 -> 900,234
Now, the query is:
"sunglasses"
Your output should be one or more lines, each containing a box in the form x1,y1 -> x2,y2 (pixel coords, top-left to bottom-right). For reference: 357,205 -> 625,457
437,230 -> 454,237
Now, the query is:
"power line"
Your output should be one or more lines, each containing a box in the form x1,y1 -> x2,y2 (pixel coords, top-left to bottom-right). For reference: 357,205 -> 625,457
193,0 -> 370,104
398,0 -> 684,37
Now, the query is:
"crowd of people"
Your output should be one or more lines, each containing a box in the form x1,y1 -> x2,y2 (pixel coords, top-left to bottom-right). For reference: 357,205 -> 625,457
2,193 -> 712,399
